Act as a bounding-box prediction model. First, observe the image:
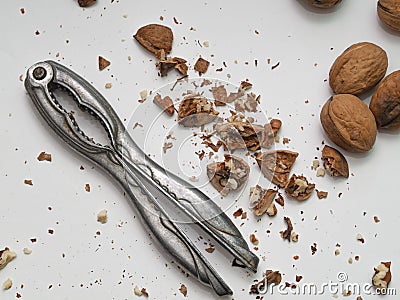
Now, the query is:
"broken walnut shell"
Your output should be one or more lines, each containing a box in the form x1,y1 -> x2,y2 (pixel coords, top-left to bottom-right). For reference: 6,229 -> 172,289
329,42 -> 388,95
178,96 -> 219,127
78,0 -> 96,7
322,145 -> 349,178
255,150 -> 299,188
134,24 -> 173,58
369,70 -> 400,130
303,0 -> 342,8
207,154 -> 250,196
320,94 -> 377,152
285,174 -> 315,201
249,185 -> 278,217
153,94 -> 174,115
378,0 -> 400,32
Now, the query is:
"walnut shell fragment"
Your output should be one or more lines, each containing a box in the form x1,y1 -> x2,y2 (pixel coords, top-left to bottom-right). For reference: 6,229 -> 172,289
134,24 -> 173,58
303,0 -> 342,8
178,96 -> 219,127
372,261 -> 392,289
329,42 -> 388,95
207,154 -> 250,196
215,122 -> 274,151
98,56 -> 110,71
194,57 -> 210,75
153,94 -> 174,115
370,70 -> 400,130
322,145 -> 349,178
211,85 -> 244,106
255,150 -> 299,188
285,174 -> 315,201
378,0 -> 400,32
320,94 -> 377,152
157,56 -> 188,77
78,0 -> 96,7
249,185 -> 278,217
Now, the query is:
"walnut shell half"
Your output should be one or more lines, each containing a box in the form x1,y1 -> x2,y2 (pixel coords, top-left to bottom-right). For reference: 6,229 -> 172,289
370,70 -> 400,130
329,42 -> 388,95
134,24 -> 173,58
322,145 -> 349,178
378,0 -> 400,32
303,0 -> 342,8
178,96 -> 219,127
320,94 -> 377,152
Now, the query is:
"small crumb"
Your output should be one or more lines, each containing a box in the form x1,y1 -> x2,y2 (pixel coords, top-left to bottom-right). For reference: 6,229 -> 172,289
37,151 -> 52,162
335,249 -> 341,256
373,216 -> 380,223
139,90 -> 148,102
203,41 -> 209,47
19,74 -> 23,81
98,56 -> 111,71
105,83 -> 112,89
205,246 -> 215,253
316,168 -> 325,177
311,160 -> 319,170
194,57 -> 210,75
24,179 -> 33,186
48,229 -> 54,235
97,209 -> 108,224
2,278 -> 12,290
348,257 -> 353,264
23,248 -> 32,255
356,233 -> 365,243
316,190 -> 328,199
20,8 -> 25,14
291,232 -> 299,242
250,234 -> 259,245
179,284 -> 188,297
189,176 -> 199,182
85,183 -> 91,192
162,142 -> 173,154
134,286 -> 142,296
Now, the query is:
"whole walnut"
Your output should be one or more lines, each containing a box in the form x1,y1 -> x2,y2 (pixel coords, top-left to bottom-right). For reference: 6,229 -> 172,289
378,0 -> 400,32
303,0 -> 342,8
370,70 -> 400,130
320,94 -> 377,152
329,42 -> 388,95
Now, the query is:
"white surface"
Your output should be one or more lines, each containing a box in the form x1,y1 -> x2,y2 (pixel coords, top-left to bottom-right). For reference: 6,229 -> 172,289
1,1 -> 399,299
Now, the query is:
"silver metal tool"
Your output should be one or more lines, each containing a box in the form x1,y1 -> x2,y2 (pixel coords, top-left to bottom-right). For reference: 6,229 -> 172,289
25,60 -> 259,296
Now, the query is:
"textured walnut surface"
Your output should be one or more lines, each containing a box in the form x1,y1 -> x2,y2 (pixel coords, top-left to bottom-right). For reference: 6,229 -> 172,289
378,0 -> 400,31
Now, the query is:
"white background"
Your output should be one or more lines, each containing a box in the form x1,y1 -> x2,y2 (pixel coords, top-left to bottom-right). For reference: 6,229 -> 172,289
1,0 -> 399,299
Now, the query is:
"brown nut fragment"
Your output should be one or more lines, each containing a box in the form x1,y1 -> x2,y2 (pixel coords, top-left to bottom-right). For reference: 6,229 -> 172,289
0,248 -> 16,270
270,119 -> 282,136
37,151 -> 52,162
78,0 -> 96,7
215,122 -> 274,151
194,57 -> 210,75
255,150 -> 299,188
329,42 -> 388,95
303,0 -> 342,8
178,96 -> 219,127
316,190 -> 328,199
98,56 -> 110,71
285,174 -> 315,201
322,145 -> 349,178
370,70 -> 400,130
249,185 -> 278,217
372,261 -> 392,289
280,217 -> 293,242
320,94 -> 377,152
378,0 -> 400,31
250,270 -> 282,294
153,94 -> 174,115
157,56 -> 188,77
134,24 -> 173,58
207,154 -> 250,196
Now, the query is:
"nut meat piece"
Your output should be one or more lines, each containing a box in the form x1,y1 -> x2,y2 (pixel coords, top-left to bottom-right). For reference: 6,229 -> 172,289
215,122 -> 274,151
280,217 -> 293,241
322,145 -> 349,178
370,70 -> 400,130
178,96 -> 219,127
194,57 -> 210,75
378,0 -> 400,32
207,154 -> 250,196
329,42 -> 388,95
78,0 -> 96,7
255,150 -> 299,188
153,94 -> 174,115
285,174 -> 315,201
134,24 -> 173,58
320,94 -> 377,152
303,0 -> 342,8
372,261 -> 392,289
249,185 -> 278,217
0,248 -> 16,270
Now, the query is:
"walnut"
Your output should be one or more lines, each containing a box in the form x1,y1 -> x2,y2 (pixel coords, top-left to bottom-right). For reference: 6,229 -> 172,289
249,185 -> 278,217
0,248 -> 16,270
369,70 -> 400,130
285,174 -> 315,201
134,24 -> 173,58
98,56 -> 110,71
303,0 -> 342,8
255,150 -> 299,188
215,122 -> 274,151
329,42 -> 388,95
320,94 -> 377,152
322,145 -> 349,178
207,154 -> 250,196
372,262 -> 391,289
153,94 -> 174,115
378,0 -> 400,32
177,96 -> 219,127
194,57 -> 210,75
